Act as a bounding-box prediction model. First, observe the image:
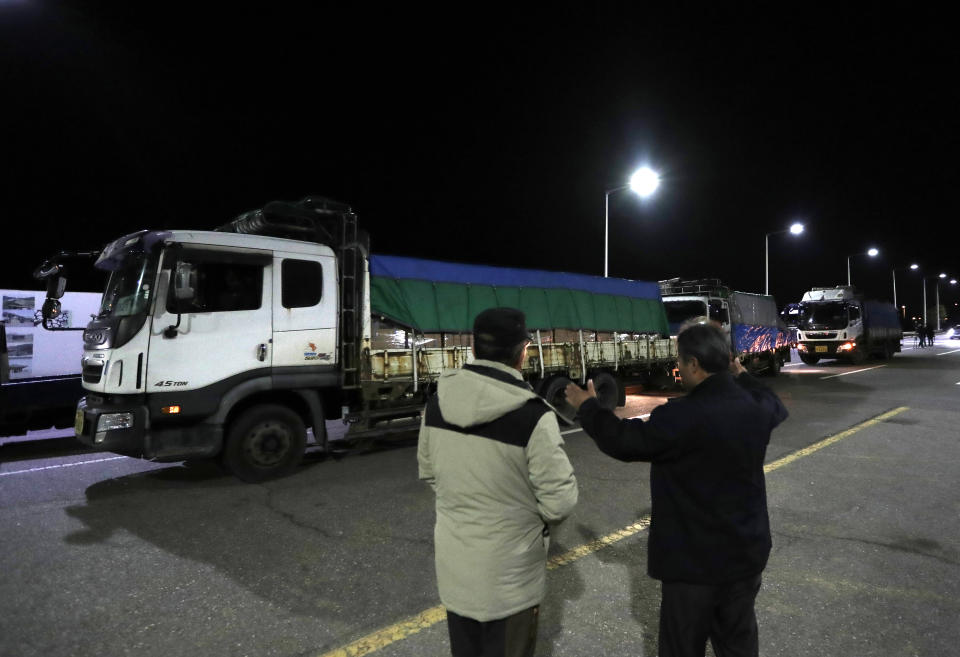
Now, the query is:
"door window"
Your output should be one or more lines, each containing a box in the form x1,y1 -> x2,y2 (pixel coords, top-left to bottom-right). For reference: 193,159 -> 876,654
167,260 -> 264,314
709,300 -> 729,324
281,259 -> 323,308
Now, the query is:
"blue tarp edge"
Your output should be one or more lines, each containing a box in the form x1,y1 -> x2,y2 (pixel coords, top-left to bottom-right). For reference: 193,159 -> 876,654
370,254 -> 662,301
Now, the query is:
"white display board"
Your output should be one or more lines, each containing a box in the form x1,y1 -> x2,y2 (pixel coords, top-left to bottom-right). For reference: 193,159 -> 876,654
1,290 -> 101,380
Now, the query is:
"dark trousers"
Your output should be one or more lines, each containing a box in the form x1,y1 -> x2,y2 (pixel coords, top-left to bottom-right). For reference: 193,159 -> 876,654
659,574 -> 762,657
446,606 -> 539,657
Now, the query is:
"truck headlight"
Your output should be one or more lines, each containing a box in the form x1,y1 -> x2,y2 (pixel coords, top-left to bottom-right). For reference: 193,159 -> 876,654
97,413 -> 134,432
837,341 -> 856,352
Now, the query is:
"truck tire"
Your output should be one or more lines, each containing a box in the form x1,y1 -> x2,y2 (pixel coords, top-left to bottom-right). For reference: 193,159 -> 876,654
221,404 -> 306,482
540,376 -> 575,421
591,371 -> 620,410
799,353 -> 820,365
849,348 -> 866,365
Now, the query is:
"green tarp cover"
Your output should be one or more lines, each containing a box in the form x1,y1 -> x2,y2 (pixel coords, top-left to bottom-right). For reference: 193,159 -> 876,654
369,255 -> 669,335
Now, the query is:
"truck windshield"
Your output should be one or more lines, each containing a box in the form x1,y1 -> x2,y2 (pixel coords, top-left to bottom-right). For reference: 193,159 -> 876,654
663,300 -> 708,334
98,253 -> 158,319
799,302 -> 848,329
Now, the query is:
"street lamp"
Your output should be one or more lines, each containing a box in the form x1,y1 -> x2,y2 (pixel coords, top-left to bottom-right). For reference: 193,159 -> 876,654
847,247 -> 879,286
764,222 -> 804,295
604,166 -> 660,277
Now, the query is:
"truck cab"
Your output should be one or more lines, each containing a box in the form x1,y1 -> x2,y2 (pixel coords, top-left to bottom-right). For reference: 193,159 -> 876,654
658,279 -> 731,337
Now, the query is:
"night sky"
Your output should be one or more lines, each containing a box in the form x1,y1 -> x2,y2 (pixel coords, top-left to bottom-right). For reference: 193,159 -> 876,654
3,6 -> 959,324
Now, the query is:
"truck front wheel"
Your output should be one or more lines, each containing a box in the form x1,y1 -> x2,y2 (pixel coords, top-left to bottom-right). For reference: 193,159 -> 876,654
221,404 -> 306,482
799,353 -> 820,365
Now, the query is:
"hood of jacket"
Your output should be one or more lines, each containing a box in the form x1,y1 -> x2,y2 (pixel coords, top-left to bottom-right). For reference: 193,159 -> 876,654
437,359 -> 538,428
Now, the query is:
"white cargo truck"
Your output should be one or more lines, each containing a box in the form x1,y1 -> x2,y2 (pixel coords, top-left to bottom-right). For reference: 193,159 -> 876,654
36,197 -> 678,480
794,286 -> 902,364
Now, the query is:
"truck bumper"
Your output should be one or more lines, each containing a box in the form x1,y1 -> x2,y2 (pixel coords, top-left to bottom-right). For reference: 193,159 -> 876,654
75,396 -> 222,461
75,396 -> 149,456
798,342 -> 845,357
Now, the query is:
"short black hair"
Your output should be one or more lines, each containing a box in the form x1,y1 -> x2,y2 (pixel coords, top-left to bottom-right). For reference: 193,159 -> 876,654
676,321 -> 731,373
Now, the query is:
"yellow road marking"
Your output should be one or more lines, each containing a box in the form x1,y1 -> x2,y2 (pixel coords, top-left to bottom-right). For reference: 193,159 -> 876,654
763,406 -> 908,473
319,405 -> 909,657
320,606 -> 447,657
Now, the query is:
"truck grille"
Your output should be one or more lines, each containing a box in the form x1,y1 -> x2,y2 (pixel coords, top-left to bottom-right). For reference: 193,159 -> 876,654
82,363 -> 103,384
805,332 -> 837,339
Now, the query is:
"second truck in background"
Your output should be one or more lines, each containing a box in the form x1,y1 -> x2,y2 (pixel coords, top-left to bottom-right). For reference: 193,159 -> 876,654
658,278 -> 794,375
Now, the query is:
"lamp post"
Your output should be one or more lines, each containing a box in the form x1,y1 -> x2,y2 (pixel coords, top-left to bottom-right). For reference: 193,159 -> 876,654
847,247 -> 879,286
936,273 -> 948,332
892,261 -> 920,309
764,222 -> 804,295
604,167 -> 659,278
910,264 -> 928,326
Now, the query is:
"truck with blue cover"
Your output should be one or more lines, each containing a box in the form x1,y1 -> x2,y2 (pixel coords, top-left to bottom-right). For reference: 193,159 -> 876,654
34,196 -> 677,480
658,278 -> 793,375
794,286 -> 901,364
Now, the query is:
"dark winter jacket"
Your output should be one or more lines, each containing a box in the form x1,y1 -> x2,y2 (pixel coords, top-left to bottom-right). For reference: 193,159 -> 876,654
578,371 -> 787,584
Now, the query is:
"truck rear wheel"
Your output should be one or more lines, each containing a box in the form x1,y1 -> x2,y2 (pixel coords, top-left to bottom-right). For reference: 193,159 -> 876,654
221,404 -> 306,482
591,371 -> 621,410
540,376 -> 575,421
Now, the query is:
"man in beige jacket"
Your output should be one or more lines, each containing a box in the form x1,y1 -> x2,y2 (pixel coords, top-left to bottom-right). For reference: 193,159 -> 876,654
418,307 -> 578,657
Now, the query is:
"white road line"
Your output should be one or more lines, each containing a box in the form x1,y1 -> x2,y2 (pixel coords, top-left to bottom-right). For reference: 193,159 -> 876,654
819,364 -> 887,380
782,363 -> 802,368
0,456 -> 127,477
936,349 -> 960,356
560,412 -> 650,435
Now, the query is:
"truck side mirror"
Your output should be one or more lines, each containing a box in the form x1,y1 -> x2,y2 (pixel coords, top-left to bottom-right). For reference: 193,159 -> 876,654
173,262 -> 197,302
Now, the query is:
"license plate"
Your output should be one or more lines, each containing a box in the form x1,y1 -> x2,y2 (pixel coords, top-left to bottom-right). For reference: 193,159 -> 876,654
74,409 -> 84,435
815,345 -> 828,353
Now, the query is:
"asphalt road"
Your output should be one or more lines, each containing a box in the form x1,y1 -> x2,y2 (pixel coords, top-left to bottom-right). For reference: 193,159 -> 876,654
1,340 -> 959,657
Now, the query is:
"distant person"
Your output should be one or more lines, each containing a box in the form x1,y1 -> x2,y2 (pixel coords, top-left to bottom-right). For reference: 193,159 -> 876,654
916,323 -> 926,347
418,307 -> 578,657
926,324 -> 936,346
565,321 -> 788,657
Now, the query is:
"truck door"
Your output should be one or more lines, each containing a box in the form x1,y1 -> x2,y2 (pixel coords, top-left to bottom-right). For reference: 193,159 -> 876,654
271,253 -> 338,369
847,303 -> 862,338
149,249 -> 273,393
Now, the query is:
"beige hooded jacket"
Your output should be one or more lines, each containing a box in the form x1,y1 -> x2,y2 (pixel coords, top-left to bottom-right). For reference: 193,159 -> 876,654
418,359 -> 578,621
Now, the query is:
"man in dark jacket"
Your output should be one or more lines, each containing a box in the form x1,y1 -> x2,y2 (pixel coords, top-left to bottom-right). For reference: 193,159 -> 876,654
565,321 -> 788,657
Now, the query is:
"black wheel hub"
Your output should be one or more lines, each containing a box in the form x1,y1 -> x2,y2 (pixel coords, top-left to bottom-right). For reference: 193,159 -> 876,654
243,421 -> 291,467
